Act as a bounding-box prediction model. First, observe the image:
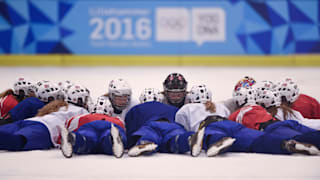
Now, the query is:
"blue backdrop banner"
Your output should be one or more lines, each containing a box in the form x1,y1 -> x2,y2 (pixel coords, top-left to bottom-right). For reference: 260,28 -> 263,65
1,0 -> 319,55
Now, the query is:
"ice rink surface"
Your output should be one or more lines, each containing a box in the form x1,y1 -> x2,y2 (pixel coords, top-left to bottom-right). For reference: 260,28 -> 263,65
0,66 -> 320,180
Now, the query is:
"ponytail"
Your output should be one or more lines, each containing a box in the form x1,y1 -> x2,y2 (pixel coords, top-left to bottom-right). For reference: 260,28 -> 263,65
205,101 -> 216,113
36,100 -> 68,117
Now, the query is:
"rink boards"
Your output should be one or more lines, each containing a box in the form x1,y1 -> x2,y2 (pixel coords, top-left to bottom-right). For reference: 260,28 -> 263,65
0,54 -> 320,66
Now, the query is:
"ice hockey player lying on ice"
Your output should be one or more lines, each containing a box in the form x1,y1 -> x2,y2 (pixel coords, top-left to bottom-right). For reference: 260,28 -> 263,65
277,78 -> 320,119
125,88 -> 193,157
0,84 -> 89,151
0,77 -> 36,125
99,78 -> 139,121
60,97 -> 126,158
221,76 -> 256,114
229,86 -> 320,155
1,81 -> 64,126
176,84 -> 320,157
255,87 -> 320,130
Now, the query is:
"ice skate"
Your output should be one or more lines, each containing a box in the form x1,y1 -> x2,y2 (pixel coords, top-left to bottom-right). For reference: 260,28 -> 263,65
190,127 -> 205,157
206,137 -> 236,157
110,124 -> 124,158
283,140 -> 320,155
128,141 -> 158,157
60,126 -> 75,158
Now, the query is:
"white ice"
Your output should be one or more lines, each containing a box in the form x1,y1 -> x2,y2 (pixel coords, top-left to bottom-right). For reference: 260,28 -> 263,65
0,66 -> 320,180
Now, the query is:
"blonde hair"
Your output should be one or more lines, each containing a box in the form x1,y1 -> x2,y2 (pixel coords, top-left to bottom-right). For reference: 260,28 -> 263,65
280,104 -> 296,120
266,104 -> 296,120
205,101 -> 216,113
36,100 -> 68,117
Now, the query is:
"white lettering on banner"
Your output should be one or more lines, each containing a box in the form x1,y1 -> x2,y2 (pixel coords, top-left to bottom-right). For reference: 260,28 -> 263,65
89,7 -> 225,48
89,17 -> 152,41
192,8 -> 225,46
89,8 -> 150,16
156,8 -> 190,41
156,7 -> 225,46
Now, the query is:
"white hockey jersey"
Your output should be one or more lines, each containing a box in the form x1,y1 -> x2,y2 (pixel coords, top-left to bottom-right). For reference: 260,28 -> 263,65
175,103 -> 231,132
26,104 -> 89,147
275,108 -> 320,130
220,98 -> 240,114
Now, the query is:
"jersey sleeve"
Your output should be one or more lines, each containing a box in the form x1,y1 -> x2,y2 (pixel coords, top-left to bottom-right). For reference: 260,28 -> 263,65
229,105 -> 274,130
9,97 -> 45,121
175,107 -> 191,131
0,95 -> 18,118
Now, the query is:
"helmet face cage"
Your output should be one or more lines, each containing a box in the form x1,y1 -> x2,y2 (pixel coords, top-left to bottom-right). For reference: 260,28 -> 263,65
92,96 -> 113,115
36,82 -> 64,103
13,77 -> 35,97
67,84 -> 90,108
163,73 -> 187,105
139,88 -> 164,103
233,87 -> 257,107
189,84 -> 212,103
108,78 -> 132,111
277,80 -> 299,103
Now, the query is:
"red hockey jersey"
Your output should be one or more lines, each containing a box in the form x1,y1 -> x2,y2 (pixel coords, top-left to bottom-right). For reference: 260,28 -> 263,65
66,113 -> 125,132
229,105 -> 274,130
292,94 -> 320,119
0,94 -> 18,118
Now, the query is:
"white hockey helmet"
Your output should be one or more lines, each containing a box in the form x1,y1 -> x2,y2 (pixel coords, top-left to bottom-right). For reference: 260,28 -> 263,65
36,81 -> 64,103
277,79 -> 299,103
67,84 -> 90,108
91,96 -> 113,116
13,76 -> 35,97
256,89 -> 281,108
254,80 -> 276,92
233,76 -> 256,92
139,88 -> 164,103
58,80 -> 74,94
189,84 -> 212,103
233,86 -> 257,106
108,78 -> 132,110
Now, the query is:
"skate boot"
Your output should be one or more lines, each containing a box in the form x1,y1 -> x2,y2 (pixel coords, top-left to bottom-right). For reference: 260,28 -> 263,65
283,140 -> 320,155
128,141 -> 158,157
110,124 -> 124,158
190,127 -> 205,157
206,137 -> 235,157
60,126 -> 75,158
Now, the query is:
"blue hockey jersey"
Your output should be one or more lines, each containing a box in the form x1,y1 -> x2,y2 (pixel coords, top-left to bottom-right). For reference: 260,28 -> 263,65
9,97 -> 45,122
125,101 -> 179,147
